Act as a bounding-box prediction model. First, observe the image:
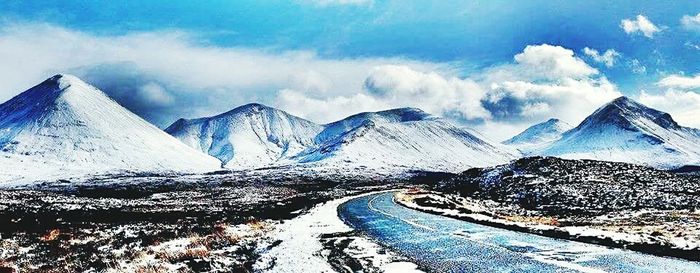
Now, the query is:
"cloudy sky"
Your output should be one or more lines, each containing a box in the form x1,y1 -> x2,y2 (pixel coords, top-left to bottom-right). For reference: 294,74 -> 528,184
2,1 -> 700,140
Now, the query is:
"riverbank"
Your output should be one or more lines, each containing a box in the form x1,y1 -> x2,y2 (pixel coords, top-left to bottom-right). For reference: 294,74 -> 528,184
255,190 -> 424,273
395,189 -> 700,261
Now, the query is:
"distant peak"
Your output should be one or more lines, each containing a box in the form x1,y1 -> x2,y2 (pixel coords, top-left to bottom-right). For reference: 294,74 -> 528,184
503,117 -> 572,146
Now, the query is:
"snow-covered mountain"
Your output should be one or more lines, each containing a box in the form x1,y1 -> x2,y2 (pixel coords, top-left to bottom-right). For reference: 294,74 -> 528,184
503,118 -> 573,154
168,106 -> 518,172
539,96 -> 700,169
295,108 -> 518,172
165,103 -> 323,168
0,74 -> 221,183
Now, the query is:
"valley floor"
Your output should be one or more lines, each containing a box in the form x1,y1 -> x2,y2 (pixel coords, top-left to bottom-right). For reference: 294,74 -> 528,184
0,169 -> 427,273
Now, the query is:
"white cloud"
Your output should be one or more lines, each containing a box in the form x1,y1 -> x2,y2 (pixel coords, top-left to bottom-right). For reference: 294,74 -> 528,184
657,74 -> 700,89
511,44 -> 598,79
685,41 -> 700,50
0,22 -> 441,125
644,73 -> 700,128
0,24 -> 623,140
629,59 -> 647,74
353,44 -> 621,139
638,90 -> 700,128
139,82 -> 174,106
681,13 -> 700,31
275,89 -> 388,122
582,47 -> 620,67
475,44 -> 620,127
621,15 -> 661,38
363,65 -> 490,120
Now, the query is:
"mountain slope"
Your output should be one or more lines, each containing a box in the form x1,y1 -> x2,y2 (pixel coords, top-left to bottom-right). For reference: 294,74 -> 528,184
503,118 -> 573,154
540,96 -> 700,168
294,108 -> 518,172
165,103 -> 323,168
0,74 -> 220,183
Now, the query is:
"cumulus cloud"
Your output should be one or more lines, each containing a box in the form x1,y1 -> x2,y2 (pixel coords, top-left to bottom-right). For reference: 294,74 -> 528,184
643,74 -> 700,128
0,23 -> 625,140
582,47 -> 620,67
363,65 -> 490,121
139,82 -> 175,106
681,13 -> 700,31
510,44 -> 598,80
0,22 -> 441,126
657,74 -> 700,89
278,44 -> 621,140
475,44 -> 620,125
639,90 -> 700,128
275,89 -> 389,122
621,15 -> 661,38
629,59 -> 647,74
345,44 -> 621,139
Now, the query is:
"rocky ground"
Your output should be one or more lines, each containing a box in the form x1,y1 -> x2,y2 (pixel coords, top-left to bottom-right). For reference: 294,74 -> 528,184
0,166 -> 444,272
396,157 -> 700,260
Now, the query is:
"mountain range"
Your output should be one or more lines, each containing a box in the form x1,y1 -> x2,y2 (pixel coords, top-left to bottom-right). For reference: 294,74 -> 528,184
1,75 -> 699,184
166,104 -> 517,172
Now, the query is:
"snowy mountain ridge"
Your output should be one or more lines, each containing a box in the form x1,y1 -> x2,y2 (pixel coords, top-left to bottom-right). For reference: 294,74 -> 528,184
294,108 -> 518,172
0,74 -> 221,184
168,106 -> 519,172
4,74 -> 697,184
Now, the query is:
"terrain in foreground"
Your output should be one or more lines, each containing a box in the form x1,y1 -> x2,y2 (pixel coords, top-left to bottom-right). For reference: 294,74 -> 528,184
397,157 -> 700,261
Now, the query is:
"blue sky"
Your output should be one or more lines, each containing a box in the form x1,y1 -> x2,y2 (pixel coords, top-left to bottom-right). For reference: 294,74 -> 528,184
2,1 -> 700,139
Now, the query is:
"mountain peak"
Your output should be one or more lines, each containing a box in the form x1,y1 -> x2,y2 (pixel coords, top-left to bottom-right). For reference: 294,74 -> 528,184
543,118 -> 562,125
503,118 -> 572,149
213,102 -> 280,119
586,96 -> 679,130
376,107 -> 431,119
539,96 -> 700,168
611,95 -> 632,103
341,107 -> 434,125
609,96 -> 645,110
41,74 -> 88,90
237,102 -> 271,110
0,75 -> 221,181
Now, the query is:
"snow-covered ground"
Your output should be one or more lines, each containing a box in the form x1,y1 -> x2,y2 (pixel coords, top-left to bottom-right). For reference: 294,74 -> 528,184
255,191 -> 424,273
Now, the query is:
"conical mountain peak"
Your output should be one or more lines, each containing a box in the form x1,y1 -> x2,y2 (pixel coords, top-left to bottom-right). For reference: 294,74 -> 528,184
585,96 -> 679,130
539,96 -> 700,168
0,75 -> 221,183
